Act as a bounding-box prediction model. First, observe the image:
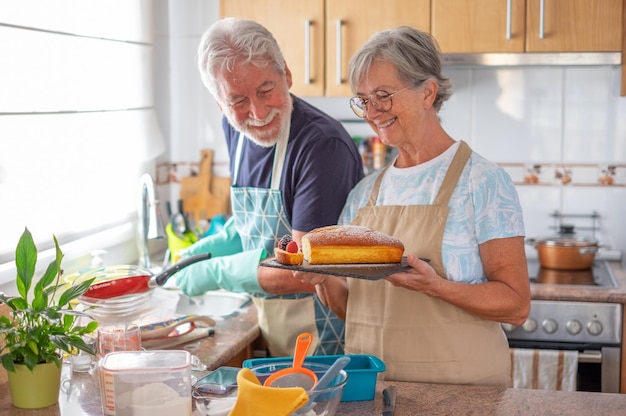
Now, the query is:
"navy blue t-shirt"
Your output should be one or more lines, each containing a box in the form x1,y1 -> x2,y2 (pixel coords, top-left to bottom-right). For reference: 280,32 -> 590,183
223,96 -> 364,232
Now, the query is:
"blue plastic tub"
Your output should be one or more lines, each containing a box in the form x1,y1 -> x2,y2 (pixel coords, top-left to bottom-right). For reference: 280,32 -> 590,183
242,354 -> 385,402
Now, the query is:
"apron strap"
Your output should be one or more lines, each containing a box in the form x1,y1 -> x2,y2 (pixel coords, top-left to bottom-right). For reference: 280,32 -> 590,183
366,141 -> 472,207
232,116 -> 291,190
433,141 -> 472,206
366,163 -> 392,206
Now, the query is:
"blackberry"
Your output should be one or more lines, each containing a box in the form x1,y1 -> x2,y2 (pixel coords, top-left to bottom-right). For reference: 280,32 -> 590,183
278,234 -> 292,250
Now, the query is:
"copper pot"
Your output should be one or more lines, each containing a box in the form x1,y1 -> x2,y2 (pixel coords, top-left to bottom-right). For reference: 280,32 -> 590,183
530,232 -> 599,270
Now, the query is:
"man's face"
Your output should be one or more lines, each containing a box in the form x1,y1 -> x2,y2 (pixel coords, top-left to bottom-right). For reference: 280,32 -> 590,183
215,61 -> 293,147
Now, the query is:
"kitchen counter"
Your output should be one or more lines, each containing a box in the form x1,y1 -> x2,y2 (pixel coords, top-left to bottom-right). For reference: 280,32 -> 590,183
339,380 -> 626,415
3,369 -> 626,415
0,303 -> 260,415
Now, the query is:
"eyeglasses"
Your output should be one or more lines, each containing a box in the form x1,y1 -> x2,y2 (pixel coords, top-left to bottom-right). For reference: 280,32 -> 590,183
349,86 -> 411,118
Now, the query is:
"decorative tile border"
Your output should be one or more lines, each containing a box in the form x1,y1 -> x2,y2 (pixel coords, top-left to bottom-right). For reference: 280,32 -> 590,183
499,163 -> 626,187
155,161 -> 229,186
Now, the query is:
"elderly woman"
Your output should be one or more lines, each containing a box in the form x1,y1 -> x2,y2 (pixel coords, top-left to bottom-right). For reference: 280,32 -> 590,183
298,26 -> 530,386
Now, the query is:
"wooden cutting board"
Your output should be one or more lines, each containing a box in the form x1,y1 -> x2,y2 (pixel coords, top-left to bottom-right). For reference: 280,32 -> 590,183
180,150 -> 231,225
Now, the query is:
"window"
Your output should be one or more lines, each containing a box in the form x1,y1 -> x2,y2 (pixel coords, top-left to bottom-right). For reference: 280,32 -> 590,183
0,0 -> 163,284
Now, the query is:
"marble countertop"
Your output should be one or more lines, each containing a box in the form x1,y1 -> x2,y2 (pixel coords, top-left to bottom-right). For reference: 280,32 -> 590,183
4,370 -> 626,415
339,380 -> 626,415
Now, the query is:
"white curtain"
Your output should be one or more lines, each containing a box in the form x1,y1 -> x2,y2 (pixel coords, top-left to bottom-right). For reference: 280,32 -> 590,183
0,0 -> 164,272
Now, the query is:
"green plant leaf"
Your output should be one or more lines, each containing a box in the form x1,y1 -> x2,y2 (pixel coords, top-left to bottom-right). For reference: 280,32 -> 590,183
15,228 -> 37,300
1,354 -> 15,372
57,277 -> 95,308
7,298 -> 27,310
36,256 -> 60,290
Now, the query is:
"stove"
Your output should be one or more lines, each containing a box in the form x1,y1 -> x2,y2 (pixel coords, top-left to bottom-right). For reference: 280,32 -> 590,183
505,260 -> 621,345
503,259 -> 623,392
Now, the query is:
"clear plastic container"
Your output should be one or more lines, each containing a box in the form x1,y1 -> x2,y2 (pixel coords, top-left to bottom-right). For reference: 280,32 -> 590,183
99,350 -> 192,416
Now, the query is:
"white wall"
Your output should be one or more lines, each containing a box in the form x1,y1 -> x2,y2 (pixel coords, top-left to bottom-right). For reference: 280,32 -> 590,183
154,2 -> 626,266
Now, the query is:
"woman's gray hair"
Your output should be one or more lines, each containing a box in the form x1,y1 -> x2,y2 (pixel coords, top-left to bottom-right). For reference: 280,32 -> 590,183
348,26 -> 452,112
197,18 -> 286,100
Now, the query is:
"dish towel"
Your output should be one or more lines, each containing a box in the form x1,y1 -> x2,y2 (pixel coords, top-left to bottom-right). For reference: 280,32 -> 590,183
228,368 -> 309,416
510,348 -> 578,391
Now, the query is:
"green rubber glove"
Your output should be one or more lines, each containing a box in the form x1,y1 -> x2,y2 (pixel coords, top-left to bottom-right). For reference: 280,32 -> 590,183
179,216 -> 242,259
175,248 -> 268,296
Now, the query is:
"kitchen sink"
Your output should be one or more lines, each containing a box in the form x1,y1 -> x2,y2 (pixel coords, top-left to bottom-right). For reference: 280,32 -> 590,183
174,290 -> 252,319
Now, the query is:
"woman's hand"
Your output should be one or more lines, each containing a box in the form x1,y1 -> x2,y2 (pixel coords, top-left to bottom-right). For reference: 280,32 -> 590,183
384,254 -> 444,296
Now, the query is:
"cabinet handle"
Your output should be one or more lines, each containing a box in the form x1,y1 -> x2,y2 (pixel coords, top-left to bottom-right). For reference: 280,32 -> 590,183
505,0 -> 512,39
304,19 -> 311,85
539,0 -> 545,39
336,19 -> 343,85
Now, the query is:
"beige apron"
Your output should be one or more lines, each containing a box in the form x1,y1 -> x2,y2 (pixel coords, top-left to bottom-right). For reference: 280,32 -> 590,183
346,141 -> 511,386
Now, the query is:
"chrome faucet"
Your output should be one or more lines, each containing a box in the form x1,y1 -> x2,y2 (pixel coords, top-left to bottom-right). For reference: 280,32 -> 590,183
137,173 -> 165,269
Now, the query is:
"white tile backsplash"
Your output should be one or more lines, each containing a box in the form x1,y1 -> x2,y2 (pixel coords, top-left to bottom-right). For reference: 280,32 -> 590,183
302,66 -> 626,263
155,2 -> 625,264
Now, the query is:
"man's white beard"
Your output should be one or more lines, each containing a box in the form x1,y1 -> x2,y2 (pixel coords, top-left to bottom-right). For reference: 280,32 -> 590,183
224,97 -> 293,148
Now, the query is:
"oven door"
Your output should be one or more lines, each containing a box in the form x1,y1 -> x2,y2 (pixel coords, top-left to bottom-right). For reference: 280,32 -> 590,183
508,341 -> 621,393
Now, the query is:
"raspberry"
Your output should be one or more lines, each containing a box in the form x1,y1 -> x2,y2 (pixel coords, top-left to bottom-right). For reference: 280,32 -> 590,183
286,240 -> 299,253
278,235 -> 292,250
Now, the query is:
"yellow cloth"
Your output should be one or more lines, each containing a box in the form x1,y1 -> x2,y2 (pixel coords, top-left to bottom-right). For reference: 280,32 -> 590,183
228,368 -> 309,416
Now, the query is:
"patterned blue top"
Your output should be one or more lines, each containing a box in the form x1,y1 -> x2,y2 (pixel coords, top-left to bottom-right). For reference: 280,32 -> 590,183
339,142 -> 525,284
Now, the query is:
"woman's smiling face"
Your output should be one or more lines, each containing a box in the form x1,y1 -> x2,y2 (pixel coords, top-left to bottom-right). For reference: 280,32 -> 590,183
356,61 -> 426,148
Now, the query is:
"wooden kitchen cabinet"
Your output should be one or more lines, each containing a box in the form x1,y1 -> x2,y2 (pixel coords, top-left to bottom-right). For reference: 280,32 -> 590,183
432,0 -> 526,53
220,0 -> 430,97
220,0 -> 325,96
433,0 -> 623,53
324,0 -> 430,96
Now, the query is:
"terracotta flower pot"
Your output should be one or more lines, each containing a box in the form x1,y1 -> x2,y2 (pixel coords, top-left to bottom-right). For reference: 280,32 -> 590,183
7,361 -> 62,409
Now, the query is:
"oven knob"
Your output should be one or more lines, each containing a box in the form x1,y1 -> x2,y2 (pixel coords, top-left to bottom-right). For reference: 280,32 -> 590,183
587,320 -> 603,336
542,318 -> 558,334
501,323 -> 515,332
521,318 -> 537,333
566,319 -> 582,335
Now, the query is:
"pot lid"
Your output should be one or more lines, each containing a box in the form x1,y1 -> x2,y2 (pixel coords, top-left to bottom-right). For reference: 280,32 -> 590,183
538,236 -> 598,247
535,224 -> 598,247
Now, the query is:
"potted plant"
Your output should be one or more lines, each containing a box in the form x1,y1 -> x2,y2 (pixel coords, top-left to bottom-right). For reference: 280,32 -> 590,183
0,227 -> 98,409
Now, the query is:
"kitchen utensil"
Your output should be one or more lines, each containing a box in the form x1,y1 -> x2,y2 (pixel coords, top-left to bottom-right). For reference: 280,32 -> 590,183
311,356 -> 350,393
140,314 -> 216,340
247,361 -> 348,416
263,332 -> 318,389
80,252 -> 211,299
382,385 -> 397,416
528,225 -> 599,270
300,356 -> 351,411
99,350 -> 191,416
97,323 -> 142,358
244,353 -> 386,402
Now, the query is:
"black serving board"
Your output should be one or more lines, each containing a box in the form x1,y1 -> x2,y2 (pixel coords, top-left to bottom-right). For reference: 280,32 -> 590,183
260,256 -> 427,280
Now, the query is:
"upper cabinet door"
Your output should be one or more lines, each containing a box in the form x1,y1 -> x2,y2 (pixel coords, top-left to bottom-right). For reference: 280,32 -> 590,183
220,0 -> 325,96
526,0 -> 623,52
432,0 -> 526,53
325,0 -> 430,97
